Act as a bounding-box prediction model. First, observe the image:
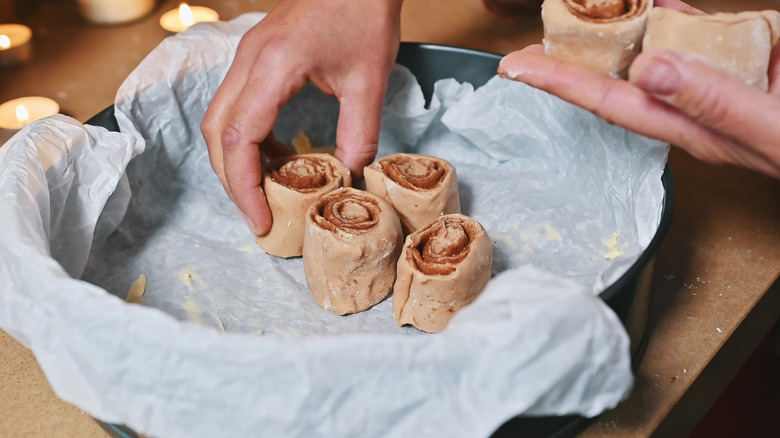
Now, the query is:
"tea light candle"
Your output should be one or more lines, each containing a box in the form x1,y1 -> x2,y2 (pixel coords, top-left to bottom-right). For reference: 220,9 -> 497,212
0,97 -> 59,130
160,3 -> 219,33
77,0 -> 156,25
0,24 -> 32,67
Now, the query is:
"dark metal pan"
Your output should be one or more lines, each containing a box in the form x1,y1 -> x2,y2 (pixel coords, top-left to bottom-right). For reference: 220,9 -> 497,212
88,41 -> 674,438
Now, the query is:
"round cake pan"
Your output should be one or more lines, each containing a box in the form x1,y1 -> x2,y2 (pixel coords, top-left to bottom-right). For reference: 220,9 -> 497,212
87,41 -> 674,438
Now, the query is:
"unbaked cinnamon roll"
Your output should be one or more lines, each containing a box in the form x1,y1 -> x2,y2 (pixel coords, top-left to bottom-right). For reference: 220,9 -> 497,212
255,154 -> 351,258
303,188 -> 403,315
642,8 -> 780,90
541,0 -> 653,78
393,214 -> 493,333
364,153 -> 460,234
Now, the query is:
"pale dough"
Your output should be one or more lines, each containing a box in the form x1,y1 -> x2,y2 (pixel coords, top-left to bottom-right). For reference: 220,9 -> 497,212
393,214 -> 493,333
256,153 -> 351,258
542,0 -> 653,78
364,153 -> 460,234
641,8 -> 780,90
302,187 -> 403,315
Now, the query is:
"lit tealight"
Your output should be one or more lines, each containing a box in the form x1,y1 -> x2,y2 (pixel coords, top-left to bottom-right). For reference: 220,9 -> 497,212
0,97 -> 60,130
16,105 -> 30,126
159,3 -> 219,33
77,0 -> 156,25
0,24 -> 33,67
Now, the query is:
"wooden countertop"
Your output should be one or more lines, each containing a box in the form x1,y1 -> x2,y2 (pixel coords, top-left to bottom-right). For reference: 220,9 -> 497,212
1,0 -> 778,437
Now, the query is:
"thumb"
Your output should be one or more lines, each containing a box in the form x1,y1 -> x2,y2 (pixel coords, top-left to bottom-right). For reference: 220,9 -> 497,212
628,50 -> 780,148
334,85 -> 384,179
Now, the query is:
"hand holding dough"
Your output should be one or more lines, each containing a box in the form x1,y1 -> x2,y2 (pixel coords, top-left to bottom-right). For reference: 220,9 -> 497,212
303,187 -> 403,315
255,154 -> 351,258
364,153 -> 460,234
541,0 -> 653,78
393,214 -> 493,333
642,8 -> 780,90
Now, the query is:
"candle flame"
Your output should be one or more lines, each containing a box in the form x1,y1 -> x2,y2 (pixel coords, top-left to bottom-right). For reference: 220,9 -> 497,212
179,3 -> 195,27
16,105 -> 30,126
0,35 -> 10,50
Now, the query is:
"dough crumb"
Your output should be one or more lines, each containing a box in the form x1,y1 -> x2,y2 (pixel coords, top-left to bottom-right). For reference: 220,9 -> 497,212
602,232 -> 623,260
179,267 -> 194,286
292,131 -> 336,155
126,274 -> 147,304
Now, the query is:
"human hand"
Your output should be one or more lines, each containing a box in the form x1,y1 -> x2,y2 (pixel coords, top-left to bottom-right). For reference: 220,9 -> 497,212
497,0 -> 780,179
201,0 -> 403,235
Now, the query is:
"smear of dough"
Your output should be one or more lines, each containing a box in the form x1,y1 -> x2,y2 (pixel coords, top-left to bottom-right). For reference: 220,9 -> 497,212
489,232 -> 517,249
602,232 -> 623,260
292,131 -> 336,155
183,298 -> 206,325
519,221 -> 564,245
126,275 -> 147,304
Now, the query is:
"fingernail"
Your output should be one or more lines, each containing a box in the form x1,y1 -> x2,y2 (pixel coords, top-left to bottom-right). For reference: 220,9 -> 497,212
240,211 -> 256,233
498,57 -> 522,80
635,58 -> 681,96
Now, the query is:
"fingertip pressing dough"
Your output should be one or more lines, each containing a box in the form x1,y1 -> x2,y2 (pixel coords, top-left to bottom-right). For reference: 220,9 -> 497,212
641,8 -> 780,90
393,214 -> 493,333
303,187 -> 403,315
364,153 -> 460,234
256,154 -> 351,258
541,0 -> 653,78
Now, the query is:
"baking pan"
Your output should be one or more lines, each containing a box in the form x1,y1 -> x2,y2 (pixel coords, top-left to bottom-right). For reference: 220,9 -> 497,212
88,41 -> 674,438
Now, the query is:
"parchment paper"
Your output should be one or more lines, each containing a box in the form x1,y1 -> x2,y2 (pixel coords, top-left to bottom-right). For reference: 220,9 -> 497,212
0,12 -> 668,438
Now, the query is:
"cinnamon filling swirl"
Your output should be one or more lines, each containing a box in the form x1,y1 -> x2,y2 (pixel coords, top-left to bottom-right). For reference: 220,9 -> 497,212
268,156 -> 331,192
411,217 -> 478,275
314,192 -> 381,235
379,156 -> 447,191
566,0 -> 627,20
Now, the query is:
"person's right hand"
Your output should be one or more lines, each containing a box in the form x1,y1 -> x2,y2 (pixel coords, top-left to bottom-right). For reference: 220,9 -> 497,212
498,0 -> 780,180
201,0 -> 404,235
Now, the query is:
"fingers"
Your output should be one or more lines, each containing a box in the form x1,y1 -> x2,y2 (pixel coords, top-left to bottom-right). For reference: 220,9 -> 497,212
629,50 -> 780,173
203,27 -> 306,236
202,32 -> 265,193
768,43 -> 780,96
499,44 -> 780,178
333,80 -> 385,179
498,45 -> 724,149
219,56 -> 308,235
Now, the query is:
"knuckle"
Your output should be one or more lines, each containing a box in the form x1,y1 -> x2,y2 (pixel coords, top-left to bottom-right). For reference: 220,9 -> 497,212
337,143 -> 378,164
685,88 -> 733,128
220,123 -> 243,152
200,114 -> 218,138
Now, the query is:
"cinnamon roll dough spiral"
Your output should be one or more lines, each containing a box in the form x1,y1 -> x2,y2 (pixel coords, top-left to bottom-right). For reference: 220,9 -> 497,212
255,154 -> 351,258
364,153 -> 460,234
542,0 -> 653,78
642,8 -> 780,90
393,214 -> 493,333
303,188 -> 403,315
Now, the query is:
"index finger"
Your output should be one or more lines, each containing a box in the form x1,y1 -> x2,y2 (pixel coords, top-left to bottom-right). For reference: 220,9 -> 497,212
497,44 -> 724,149
220,61 -> 308,235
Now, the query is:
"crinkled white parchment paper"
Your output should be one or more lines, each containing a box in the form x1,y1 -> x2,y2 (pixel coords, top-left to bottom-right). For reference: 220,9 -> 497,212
0,12 -> 669,438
